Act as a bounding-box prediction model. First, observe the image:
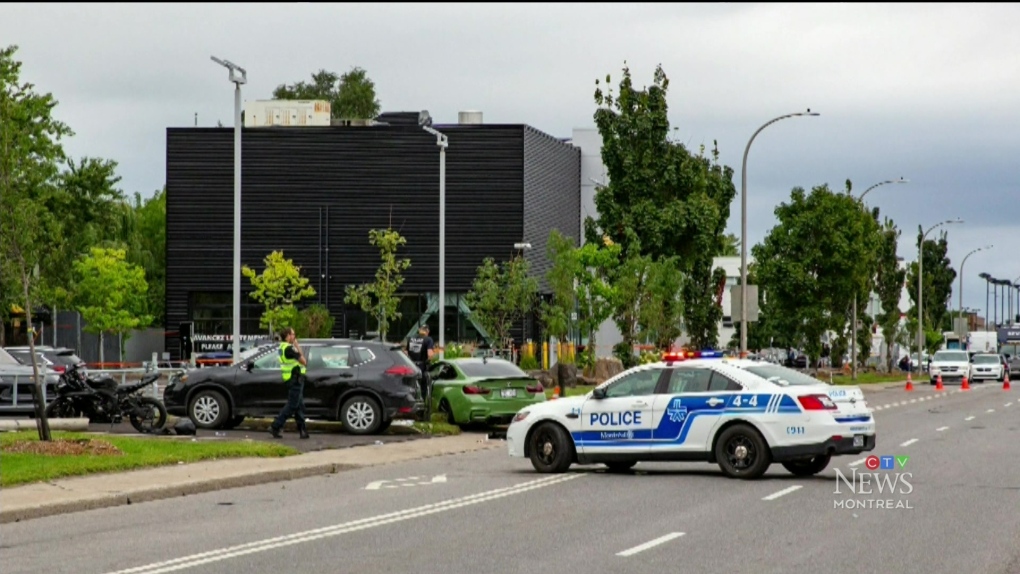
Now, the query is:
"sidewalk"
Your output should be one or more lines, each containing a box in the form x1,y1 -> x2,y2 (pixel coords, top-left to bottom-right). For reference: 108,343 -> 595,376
0,434 -> 503,524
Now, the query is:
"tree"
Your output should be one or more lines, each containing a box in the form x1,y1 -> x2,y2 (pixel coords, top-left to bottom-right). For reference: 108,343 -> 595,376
575,237 -> 621,372
538,229 -> 578,344
640,257 -> 686,349
1,44 -> 75,440
874,218 -> 906,372
344,229 -> 411,341
243,250 -> 316,336
611,250 -> 653,368
126,188 -> 167,326
296,304 -> 335,338
272,67 -> 381,120
718,233 -> 740,257
751,184 -> 883,366
465,255 -> 539,348
589,63 -> 737,346
73,247 -> 151,365
904,229 -> 956,353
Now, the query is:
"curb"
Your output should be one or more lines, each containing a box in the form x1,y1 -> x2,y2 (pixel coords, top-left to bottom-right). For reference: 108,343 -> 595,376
0,436 -> 502,524
0,418 -> 90,432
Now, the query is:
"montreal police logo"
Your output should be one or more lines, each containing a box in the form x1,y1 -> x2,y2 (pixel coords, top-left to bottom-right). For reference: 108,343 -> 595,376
667,397 -> 688,423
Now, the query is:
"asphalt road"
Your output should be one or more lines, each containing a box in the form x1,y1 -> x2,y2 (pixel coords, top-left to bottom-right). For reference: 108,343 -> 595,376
3,382 -> 1019,574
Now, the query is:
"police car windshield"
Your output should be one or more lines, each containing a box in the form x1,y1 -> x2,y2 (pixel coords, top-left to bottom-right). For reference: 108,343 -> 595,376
458,360 -> 528,379
741,365 -> 822,386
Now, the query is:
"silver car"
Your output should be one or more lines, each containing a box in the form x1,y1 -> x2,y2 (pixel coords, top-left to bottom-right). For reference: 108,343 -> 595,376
969,353 -> 1005,382
0,347 -> 61,415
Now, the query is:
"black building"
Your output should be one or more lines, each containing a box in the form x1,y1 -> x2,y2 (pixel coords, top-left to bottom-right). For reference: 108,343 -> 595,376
165,112 -> 581,356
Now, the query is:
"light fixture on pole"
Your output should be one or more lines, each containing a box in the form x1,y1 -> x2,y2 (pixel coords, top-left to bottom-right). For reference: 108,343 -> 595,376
851,177 -> 909,380
957,245 -> 993,333
917,219 -> 963,364
211,55 -> 247,363
739,109 -> 819,358
979,272 -> 992,328
421,119 -> 448,359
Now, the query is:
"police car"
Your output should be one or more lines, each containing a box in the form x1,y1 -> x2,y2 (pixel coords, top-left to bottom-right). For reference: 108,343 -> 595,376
506,351 -> 876,479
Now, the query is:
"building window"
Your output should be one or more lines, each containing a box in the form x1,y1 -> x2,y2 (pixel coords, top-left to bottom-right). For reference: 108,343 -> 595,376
189,292 -> 262,336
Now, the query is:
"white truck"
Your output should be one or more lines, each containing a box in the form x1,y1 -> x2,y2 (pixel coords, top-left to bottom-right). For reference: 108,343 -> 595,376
966,331 -> 998,356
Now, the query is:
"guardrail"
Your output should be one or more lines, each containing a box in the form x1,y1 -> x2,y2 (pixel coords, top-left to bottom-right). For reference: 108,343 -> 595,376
0,374 -> 51,413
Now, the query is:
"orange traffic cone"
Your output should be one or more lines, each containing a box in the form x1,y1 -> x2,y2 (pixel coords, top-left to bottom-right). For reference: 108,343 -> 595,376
905,372 -> 914,391
1004,372 -> 1011,391
935,373 -> 944,391
551,387 -> 561,400
961,374 -> 971,391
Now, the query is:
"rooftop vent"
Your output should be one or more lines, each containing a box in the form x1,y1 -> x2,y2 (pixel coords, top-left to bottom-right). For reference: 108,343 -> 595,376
458,110 -> 483,125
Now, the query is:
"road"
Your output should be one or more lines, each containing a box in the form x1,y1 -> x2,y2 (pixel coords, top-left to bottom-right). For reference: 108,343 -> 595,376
3,382 -> 1019,574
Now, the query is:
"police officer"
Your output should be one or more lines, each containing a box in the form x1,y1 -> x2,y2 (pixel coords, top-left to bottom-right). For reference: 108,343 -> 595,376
269,327 -> 310,439
407,324 -> 435,419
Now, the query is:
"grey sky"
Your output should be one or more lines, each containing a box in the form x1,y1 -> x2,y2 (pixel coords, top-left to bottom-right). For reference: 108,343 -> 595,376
3,3 -> 1018,316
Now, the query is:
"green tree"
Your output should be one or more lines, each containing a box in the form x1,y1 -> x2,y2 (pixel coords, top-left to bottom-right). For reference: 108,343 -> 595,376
751,184 -> 883,366
465,256 -> 539,348
718,233 -> 740,257
538,229 -> 579,345
126,188 -> 166,325
73,247 -> 152,365
242,250 -> 316,336
611,250 -> 652,368
640,257 -> 686,349
589,63 -> 737,346
295,303 -> 335,338
874,218 -> 906,371
575,237 -> 621,372
272,67 -> 381,120
1,44 -> 75,440
904,229 -> 956,353
344,229 -> 411,341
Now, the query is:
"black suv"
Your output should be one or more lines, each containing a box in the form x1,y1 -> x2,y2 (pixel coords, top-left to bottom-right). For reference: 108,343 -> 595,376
163,339 -> 421,434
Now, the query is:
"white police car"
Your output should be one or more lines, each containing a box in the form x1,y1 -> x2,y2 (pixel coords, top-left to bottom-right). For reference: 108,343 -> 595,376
506,351 -> 876,479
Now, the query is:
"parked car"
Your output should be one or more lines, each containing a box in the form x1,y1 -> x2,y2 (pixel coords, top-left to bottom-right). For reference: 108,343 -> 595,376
0,347 -> 60,415
427,357 -> 547,426
7,346 -> 84,375
928,350 -> 970,384
1000,343 -> 1020,379
968,353 -> 1005,382
163,339 -> 421,434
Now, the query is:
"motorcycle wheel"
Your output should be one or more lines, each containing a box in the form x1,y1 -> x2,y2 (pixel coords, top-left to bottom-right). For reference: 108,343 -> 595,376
45,397 -> 90,420
128,397 -> 168,434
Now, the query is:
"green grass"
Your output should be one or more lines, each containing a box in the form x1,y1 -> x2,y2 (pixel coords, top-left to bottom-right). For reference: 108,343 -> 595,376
412,413 -> 462,436
0,431 -> 298,487
824,372 -> 908,385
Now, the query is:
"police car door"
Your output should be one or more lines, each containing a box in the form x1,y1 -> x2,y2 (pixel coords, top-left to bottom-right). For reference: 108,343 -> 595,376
652,367 -> 746,453
577,367 -> 665,456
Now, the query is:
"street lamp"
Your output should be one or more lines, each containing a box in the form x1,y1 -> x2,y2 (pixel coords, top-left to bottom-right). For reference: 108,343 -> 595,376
739,109 -> 819,357
917,219 -> 963,364
1014,275 -> 1020,326
850,177 -> 909,380
979,272 -> 992,328
211,56 -> 247,363
957,245 -> 993,333
422,122 -> 449,359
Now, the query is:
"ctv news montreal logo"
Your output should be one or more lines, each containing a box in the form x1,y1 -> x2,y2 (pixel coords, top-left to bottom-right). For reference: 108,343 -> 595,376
833,455 -> 914,510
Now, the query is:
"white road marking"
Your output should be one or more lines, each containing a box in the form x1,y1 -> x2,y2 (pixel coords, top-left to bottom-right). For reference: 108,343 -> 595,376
965,416 -> 975,421
616,532 -> 686,557
848,458 -> 866,467
1006,403 -> 1013,407
936,426 -> 949,432
365,474 -> 446,490
762,485 -> 802,501
899,438 -> 919,447
103,474 -> 582,574
909,399 -> 917,404
987,409 -> 995,413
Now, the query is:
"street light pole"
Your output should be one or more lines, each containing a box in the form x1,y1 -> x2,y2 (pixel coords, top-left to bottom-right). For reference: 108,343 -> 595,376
211,56 -> 247,363
739,109 -> 819,358
851,178 -> 908,379
957,245 -> 993,330
917,219 -> 963,365
422,124 -> 448,359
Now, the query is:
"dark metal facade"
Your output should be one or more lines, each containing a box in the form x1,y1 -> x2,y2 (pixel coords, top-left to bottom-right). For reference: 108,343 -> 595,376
165,122 -> 580,347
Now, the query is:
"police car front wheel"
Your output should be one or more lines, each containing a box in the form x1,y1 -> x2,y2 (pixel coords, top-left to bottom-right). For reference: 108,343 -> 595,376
714,424 -> 772,479
528,422 -> 574,474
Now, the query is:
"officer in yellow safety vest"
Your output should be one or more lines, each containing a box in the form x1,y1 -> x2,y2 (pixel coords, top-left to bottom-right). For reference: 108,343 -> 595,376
269,327 -> 310,439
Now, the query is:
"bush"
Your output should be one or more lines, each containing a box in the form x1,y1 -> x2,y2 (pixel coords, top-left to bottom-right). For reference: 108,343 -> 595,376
519,341 -> 540,370
443,342 -> 472,359
614,342 -> 638,369
638,349 -> 662,364
296,304 -> 335,338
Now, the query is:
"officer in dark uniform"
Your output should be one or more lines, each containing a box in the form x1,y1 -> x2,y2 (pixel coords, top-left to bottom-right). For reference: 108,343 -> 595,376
269,327 -> 310,439
407,324 -> 435,419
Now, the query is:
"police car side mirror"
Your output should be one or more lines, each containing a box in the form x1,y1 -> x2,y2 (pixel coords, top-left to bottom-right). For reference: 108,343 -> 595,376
592,387 -> 606,400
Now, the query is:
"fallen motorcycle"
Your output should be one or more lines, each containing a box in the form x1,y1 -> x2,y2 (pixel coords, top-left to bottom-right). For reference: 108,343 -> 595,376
45,363 -> 168,434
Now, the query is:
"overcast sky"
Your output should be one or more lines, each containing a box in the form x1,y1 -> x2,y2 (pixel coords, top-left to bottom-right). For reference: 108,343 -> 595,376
3,3 -> 1018,319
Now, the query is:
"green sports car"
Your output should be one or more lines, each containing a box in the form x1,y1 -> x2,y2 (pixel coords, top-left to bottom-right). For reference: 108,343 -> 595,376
428,357 -> 547,426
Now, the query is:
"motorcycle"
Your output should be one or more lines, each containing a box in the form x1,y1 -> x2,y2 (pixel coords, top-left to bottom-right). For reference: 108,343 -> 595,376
45,363 -> 168,434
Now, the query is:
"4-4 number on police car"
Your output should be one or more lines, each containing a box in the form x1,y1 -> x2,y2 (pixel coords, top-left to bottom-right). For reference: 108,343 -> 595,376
731,395 -> 758,407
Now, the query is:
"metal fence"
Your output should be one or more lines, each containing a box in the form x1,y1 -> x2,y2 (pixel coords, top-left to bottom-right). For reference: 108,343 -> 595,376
41,310 -> 166,366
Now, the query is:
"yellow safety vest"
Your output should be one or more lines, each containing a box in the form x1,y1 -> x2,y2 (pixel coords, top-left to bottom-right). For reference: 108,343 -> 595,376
279,343 -> 306,382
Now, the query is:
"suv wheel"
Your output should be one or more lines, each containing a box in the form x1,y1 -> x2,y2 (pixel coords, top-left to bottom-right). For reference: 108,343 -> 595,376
189,389 -> 229,429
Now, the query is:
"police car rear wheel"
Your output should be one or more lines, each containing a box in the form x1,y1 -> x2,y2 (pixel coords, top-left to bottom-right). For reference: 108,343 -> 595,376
529,422 -> 573,473
781,455 -> 831,476
715,424 -> 771,479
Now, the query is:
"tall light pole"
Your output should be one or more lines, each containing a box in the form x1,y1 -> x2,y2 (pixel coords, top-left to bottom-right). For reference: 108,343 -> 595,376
957,245 -> 993,332
917,219 -> 963,364
739,109 -> 819,357
422,123 -> 448,359
1014,275 -> 1020,326
211,56 -> 246,363
851,177 -> 908,379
